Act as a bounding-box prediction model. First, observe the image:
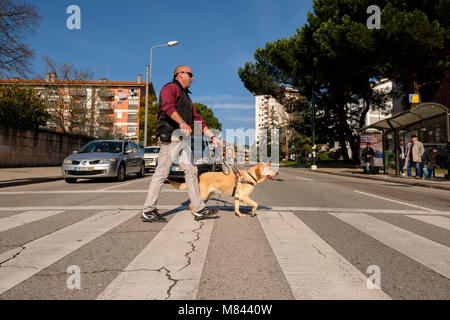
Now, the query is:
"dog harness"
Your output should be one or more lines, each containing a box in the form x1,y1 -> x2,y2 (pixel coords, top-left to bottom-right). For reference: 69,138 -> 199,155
231,169 -> 258,197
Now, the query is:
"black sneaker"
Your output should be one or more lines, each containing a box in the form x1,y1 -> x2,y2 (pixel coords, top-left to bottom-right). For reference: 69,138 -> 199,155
141,209 -> 167,222
194,207 -> 219,221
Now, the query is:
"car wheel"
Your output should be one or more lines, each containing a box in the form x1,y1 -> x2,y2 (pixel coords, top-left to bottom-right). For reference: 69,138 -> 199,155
116,164 -> 126,182
64,178 -> 77,183
137,162 -> 145,178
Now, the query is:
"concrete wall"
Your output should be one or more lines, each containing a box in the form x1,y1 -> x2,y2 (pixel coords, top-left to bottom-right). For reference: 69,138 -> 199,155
0,125 -> 93,167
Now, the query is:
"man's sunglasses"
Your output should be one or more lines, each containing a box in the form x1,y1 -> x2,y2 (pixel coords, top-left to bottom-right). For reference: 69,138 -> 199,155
178,71 -> 193,78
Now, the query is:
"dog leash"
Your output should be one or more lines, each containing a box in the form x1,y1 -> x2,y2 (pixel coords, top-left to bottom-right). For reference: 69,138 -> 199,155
220,143 -> 257,197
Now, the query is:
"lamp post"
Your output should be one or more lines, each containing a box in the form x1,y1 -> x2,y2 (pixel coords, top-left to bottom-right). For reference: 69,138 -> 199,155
311,71 -> 317,170
144,41 -> 178,147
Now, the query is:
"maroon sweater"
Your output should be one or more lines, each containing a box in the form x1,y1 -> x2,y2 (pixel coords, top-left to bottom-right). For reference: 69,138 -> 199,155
160,82 -> 206,131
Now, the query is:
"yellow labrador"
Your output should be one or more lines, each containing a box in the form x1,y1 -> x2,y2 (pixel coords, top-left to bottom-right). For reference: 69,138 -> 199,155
169,163 -> 278,217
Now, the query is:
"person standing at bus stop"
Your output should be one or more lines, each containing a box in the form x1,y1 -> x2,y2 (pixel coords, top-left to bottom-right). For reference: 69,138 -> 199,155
142,65 -> 222,222
399,139 -> 406,177
405,135 -> 424,179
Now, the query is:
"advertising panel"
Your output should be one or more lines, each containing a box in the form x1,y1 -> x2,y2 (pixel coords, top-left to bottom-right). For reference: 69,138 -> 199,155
360,133 -> 383,167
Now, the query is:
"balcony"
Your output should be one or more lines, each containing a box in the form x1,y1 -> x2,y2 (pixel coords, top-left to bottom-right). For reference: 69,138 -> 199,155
70,89 -> 87,97
97,116 -> 114,125
98,90 -> 114,98
97,102 -> 114,112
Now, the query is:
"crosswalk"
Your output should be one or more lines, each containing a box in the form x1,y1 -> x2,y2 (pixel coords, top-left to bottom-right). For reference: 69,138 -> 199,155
0,206 -> 449,299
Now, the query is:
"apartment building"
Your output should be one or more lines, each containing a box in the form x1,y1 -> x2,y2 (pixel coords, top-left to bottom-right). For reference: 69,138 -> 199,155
0,74 -> 154,141
255,94 -> 288,145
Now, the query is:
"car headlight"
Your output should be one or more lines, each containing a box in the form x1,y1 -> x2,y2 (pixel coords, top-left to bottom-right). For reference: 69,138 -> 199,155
99,158 -> 118,164
63,159 -> 72,164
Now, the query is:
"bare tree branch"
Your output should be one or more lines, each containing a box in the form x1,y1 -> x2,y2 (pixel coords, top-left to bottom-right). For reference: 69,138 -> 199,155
0,0 -> 40,77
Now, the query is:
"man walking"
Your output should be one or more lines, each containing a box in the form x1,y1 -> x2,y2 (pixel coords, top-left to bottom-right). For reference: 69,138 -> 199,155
142,65 -> 222,222
405,135 -> 424,179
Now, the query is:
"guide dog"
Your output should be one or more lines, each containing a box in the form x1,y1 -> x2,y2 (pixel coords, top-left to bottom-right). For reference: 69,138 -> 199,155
168,163 -> 278,217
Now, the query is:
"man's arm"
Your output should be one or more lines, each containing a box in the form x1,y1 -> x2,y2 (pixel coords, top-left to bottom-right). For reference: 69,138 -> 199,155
419,142 -> 425,156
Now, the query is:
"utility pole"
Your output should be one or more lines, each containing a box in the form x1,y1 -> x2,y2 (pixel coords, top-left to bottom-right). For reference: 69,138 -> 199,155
311,71 -> 317,170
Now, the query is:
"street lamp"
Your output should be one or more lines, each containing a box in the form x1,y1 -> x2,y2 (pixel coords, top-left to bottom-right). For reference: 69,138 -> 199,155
144,41 -> 179,146
311,71 -> 317,170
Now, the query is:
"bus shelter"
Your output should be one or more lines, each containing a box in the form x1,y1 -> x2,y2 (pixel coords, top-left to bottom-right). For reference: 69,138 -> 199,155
360,102 -> 449,179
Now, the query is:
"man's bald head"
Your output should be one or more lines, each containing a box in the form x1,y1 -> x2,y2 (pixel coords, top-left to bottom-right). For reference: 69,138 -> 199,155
174,65 -> 189,76
173,65 -> 194,89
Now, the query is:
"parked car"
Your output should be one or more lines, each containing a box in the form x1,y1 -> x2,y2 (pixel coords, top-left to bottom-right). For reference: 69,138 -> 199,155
61,140 -> 145,183
168,137 -> 221,180
143,146 -> 160,172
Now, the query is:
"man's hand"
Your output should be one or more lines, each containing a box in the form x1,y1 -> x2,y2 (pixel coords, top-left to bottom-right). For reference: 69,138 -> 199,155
180,122 -> 192,136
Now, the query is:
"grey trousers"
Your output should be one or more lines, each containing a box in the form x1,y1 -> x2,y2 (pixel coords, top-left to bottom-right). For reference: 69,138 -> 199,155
143,139 -> 206,213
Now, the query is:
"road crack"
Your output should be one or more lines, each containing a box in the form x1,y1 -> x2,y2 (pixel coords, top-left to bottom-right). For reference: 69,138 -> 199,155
0,246 -> 26,266
312,244 -> 326,258
178,221 -> 204,272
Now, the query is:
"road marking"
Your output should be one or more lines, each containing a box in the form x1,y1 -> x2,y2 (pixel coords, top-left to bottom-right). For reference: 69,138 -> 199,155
329,212 -> 450,279
406,215 -> 450,231
0,189 -> 186,195
101,177 -> 152,190
258,211 -> 389,299
97,210 -> 214,300
0,206 -> 448,215
0,211 -> 65,233
354,190 -> 437,213
0,209 -> 139,295
296,176 -> 314,182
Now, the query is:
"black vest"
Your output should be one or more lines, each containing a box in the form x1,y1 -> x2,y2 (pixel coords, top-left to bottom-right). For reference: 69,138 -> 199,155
156,81 -> 194,142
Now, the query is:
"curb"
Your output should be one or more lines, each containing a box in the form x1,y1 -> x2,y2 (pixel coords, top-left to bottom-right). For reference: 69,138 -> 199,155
0,176 -> 64,188
302,168 -> 450,191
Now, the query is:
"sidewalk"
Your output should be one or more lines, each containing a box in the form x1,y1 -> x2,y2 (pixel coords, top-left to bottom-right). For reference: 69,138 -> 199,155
292,166 -> 450,191
0,166 -> 63,188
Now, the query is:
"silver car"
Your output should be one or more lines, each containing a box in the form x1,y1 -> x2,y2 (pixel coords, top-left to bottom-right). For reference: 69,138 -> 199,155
143,146 -> 160,172
62,140 -> 145,183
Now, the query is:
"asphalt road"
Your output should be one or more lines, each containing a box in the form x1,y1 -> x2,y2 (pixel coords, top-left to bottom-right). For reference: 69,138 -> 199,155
0,167 -> 449,300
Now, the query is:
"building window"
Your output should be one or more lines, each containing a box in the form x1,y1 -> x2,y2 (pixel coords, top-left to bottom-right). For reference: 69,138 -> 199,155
128,113 -> 138,123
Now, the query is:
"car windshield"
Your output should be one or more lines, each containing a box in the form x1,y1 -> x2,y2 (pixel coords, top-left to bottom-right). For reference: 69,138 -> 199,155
79,141 -> 123,153
144,147 -> 160,153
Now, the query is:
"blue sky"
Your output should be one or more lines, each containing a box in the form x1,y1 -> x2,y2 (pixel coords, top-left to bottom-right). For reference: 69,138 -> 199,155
23,0 -> 312,133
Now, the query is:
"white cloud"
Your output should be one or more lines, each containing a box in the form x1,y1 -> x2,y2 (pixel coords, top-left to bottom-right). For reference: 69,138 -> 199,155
224,116 -> 254,122
210,104 -> 254,110
191,94 -> 253,103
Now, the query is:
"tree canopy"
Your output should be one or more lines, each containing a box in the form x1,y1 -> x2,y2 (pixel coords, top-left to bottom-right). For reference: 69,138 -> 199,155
193,102 -> 222,132
0,85 -> 49,129
238,0 -> 449,161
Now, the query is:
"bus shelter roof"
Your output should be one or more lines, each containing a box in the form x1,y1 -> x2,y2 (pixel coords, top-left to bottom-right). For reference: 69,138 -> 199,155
361,102 -> 449,135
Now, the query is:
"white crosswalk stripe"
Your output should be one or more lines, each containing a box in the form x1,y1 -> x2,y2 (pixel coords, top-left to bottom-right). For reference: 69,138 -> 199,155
0,211 -> 65,233
0,206 -> 448,299
329,212 -> 450,279
406,215 -> 450,231
258,211 -> 390,299
98,210 -> 215,300
0,209 -> 139,295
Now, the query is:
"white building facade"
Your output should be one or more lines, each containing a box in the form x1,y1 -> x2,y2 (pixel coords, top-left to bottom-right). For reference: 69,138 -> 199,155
255,95 -> 288,145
